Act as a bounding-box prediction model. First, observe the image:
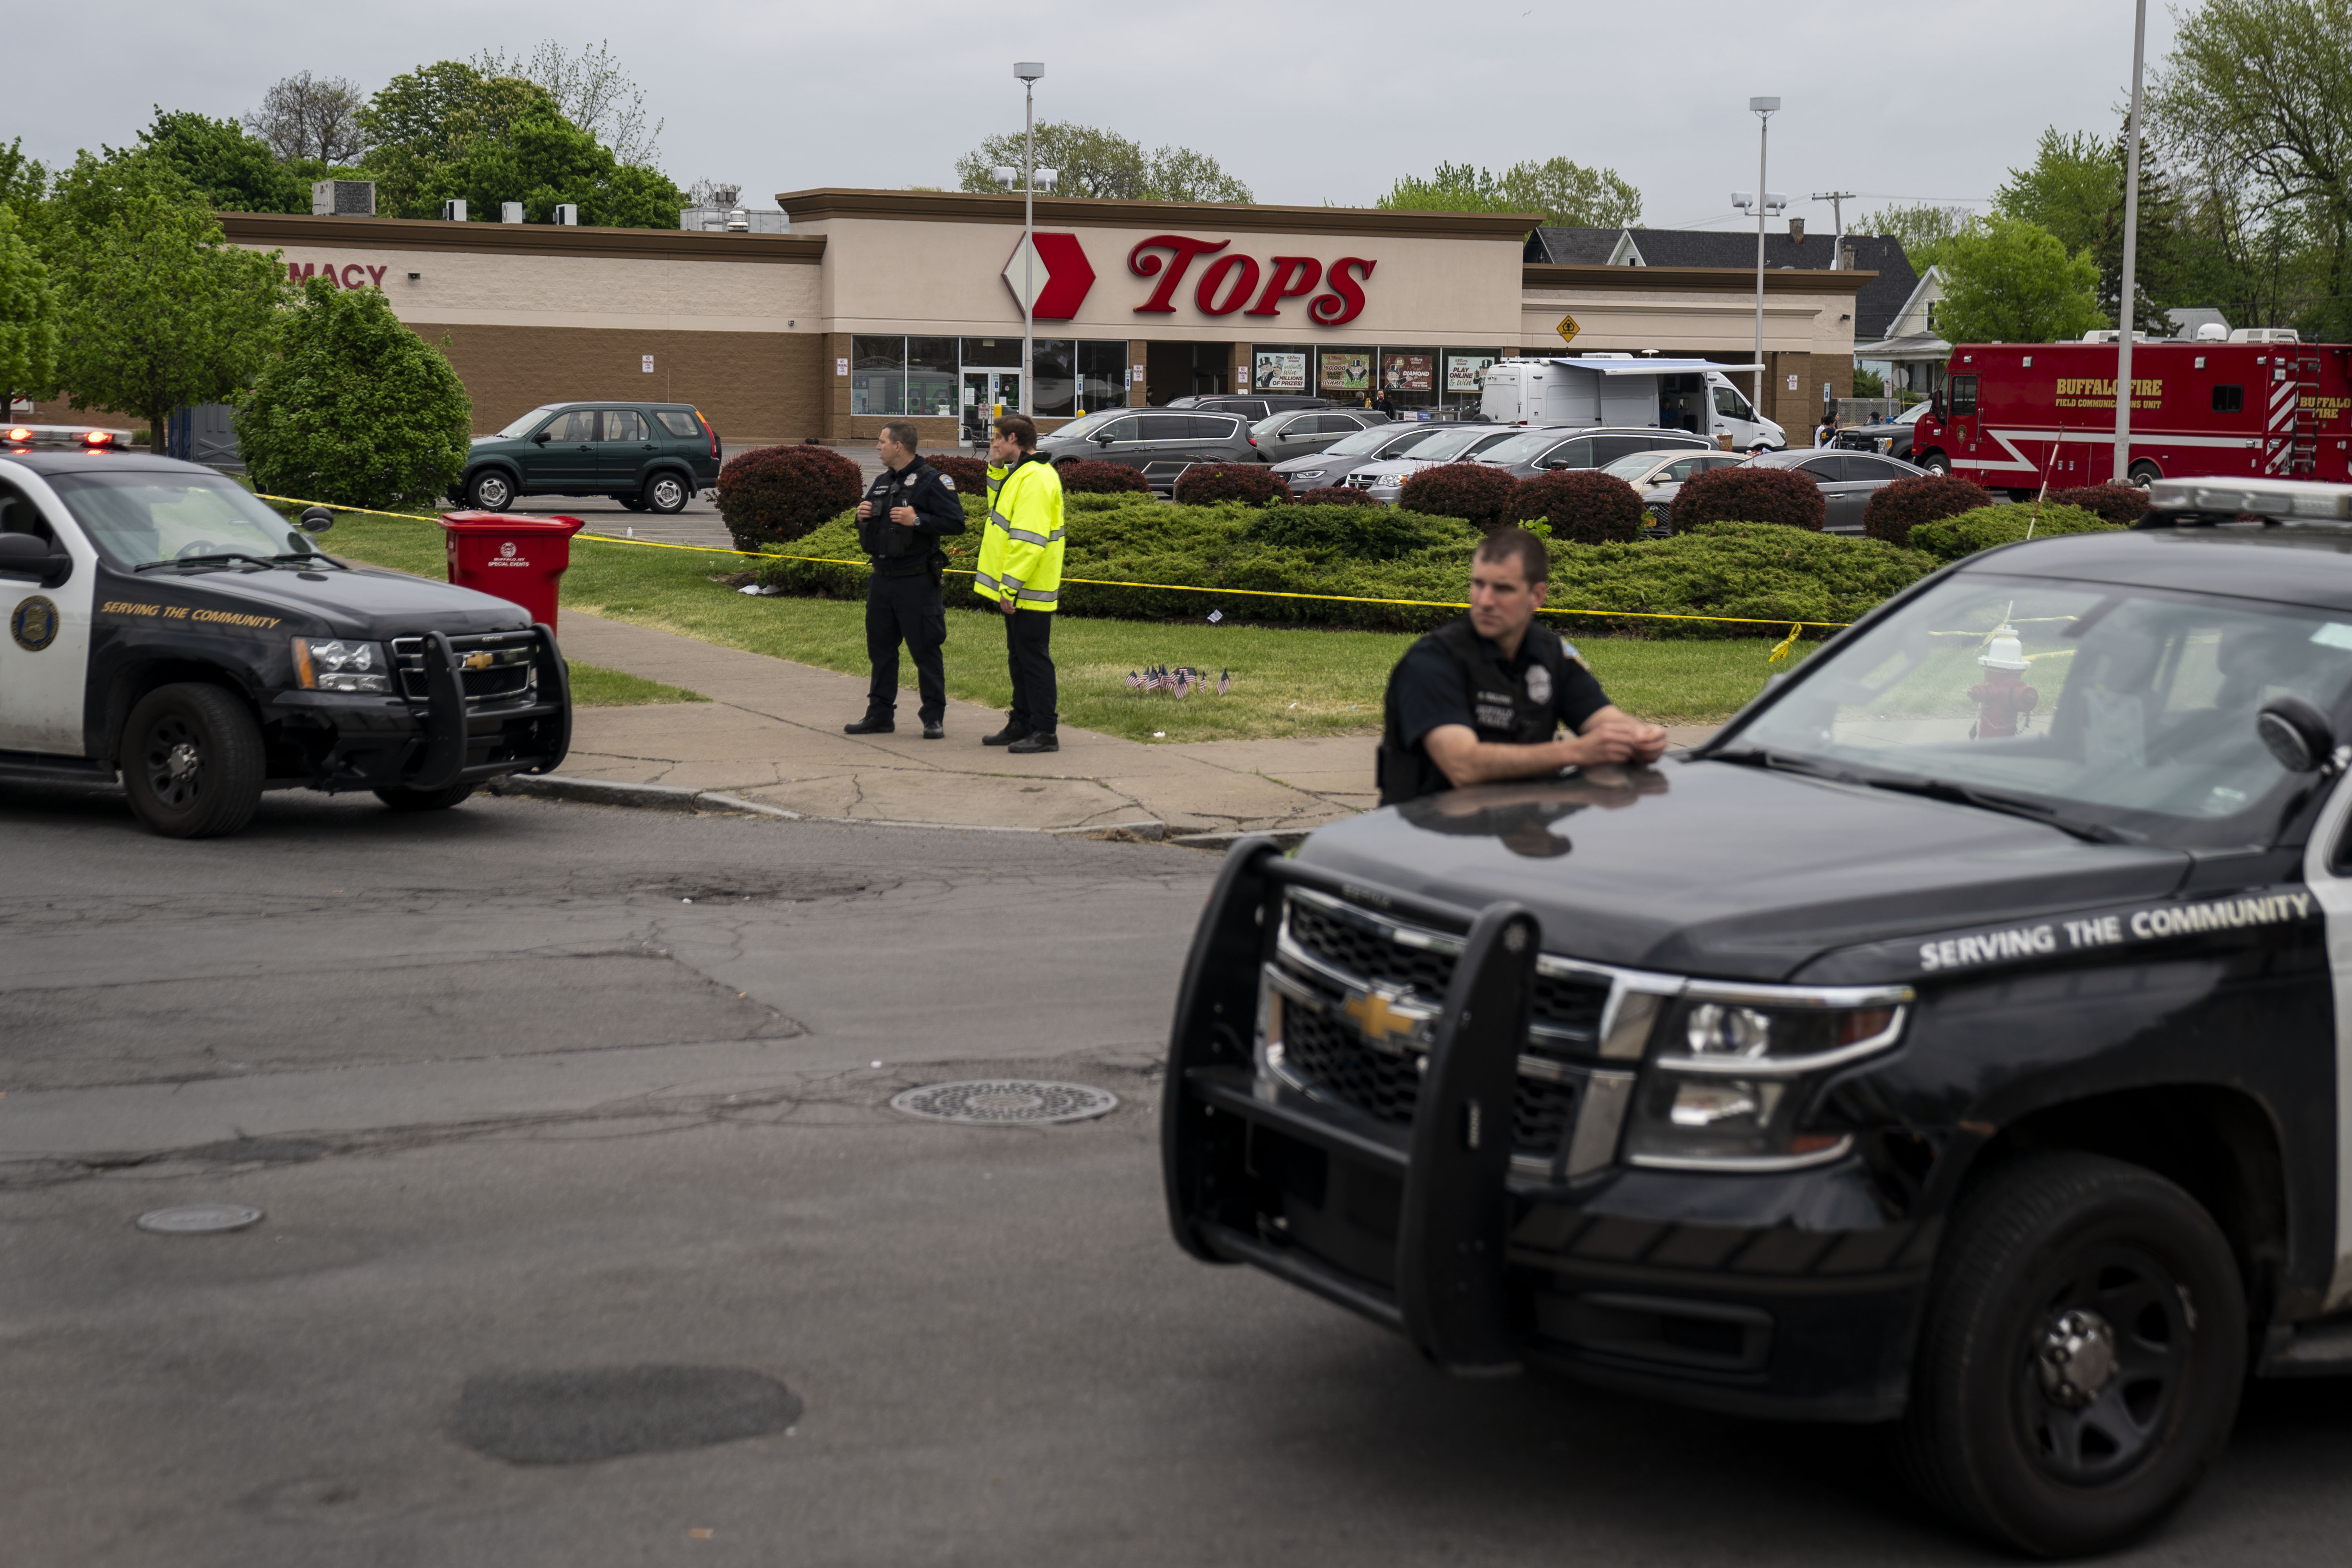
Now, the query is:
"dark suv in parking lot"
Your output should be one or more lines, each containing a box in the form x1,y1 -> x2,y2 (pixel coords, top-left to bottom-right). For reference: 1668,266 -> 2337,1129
454,402 -> 721,514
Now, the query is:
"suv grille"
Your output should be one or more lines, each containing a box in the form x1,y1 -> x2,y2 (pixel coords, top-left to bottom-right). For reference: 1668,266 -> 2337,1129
391,630 -> 540,707
1273,890 -> 1622,1169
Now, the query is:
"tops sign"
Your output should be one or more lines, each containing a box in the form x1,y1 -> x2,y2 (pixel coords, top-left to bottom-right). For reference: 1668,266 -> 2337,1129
998,232 -> 1378,326
1128,236 -> 1375,325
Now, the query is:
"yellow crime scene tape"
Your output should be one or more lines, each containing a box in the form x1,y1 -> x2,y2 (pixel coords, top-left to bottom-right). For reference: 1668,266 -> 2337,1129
252,494 -> 1850,658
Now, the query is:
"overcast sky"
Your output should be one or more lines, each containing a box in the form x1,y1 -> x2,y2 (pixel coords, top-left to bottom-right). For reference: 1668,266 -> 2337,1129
11,0 -> 2176,234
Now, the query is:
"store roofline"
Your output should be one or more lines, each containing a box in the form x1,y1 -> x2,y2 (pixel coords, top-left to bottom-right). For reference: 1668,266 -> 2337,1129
215,212 -> 826,265
772,187 -> 1540,240
1524,263 -> 1877,295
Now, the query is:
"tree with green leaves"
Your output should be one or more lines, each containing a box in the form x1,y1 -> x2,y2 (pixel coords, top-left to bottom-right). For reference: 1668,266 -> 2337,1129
953,122 -> 1251,201
1993,125 -> 2180,334
0,205 -> 58,415
1853,201 -> 1976,274
1377,158 -> 1641,226
130,109 -> 313,214
49,170 -> 287,448
432,108 -> 682,227
471,40 -> 662,168
1933,215 -> 2105,344
0,138 -> 44,214
357,61 -> 563,218
239,276 -> 471,508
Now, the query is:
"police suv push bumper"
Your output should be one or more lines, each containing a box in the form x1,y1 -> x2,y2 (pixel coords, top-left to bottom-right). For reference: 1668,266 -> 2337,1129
1162,838 -> 1925,1413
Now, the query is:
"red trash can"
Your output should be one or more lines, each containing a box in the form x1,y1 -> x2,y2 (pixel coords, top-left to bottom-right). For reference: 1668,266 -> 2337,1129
439,512 -> 586,632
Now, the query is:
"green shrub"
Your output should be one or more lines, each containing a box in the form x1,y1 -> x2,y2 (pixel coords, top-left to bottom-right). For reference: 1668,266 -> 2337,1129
1672,465 -> 1826,532
715,445 -> 863,549
240,277 -> 470,509
1861,473 -> 1997,546
1300,484 -> 1381,507
2047,482 -> 2149,526
1172,463 -> 1290,505
1512,468 -> 1642,544
1056,458 -> 1154,494
753,505 -> 1934,639
1399,461 -> 1518,527
1907,503 -> 2120,562
1245,503 -> 1452,561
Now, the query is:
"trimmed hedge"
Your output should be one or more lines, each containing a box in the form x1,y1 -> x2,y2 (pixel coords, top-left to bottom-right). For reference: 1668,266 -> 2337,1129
1512,469 -> 1642,544
1399,461 -> 1519,527
2048,482 -> 2149,526
1671,465 -> 1827,532
1300,484 -> 1382,507
927,454 -> 988,498
753,501 -> 1936,639
715,444 -> 863,549
1908,503 -> 2121,562
1245,503 -> 1452,561
1862,473 -> 1997,546
1173,463 -> 1292,506
1056,458 -> 1153,495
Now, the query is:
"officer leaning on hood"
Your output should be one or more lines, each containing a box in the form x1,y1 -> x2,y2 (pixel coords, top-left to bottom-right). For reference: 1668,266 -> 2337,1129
846,419 -> 966,740
1376,527 -> 1668,804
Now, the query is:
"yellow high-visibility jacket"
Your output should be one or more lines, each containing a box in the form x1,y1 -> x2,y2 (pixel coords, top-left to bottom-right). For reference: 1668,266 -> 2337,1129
975,455 -> 1066,613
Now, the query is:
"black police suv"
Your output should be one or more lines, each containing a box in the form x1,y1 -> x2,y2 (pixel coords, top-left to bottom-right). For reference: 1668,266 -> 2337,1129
1163,475 -> 2352,1555
0,443 -> 569,838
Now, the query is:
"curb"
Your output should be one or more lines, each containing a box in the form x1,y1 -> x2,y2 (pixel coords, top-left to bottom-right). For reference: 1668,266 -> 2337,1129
485,774 -> 1174,841
1167,828 -> 1312,851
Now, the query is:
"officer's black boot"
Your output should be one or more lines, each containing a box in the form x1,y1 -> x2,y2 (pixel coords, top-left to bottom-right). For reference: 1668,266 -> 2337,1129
844,715 -> 894,735
981,719 -> 1030,746
1006,730 -> 1058,755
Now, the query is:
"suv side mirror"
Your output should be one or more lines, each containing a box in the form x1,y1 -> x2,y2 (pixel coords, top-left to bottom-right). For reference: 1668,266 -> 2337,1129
532,430 -> 550,444
0,531 -> 71,586
2259,693 -> 2337,771
299,504 -> 335,535
1095,432 -> 1114,445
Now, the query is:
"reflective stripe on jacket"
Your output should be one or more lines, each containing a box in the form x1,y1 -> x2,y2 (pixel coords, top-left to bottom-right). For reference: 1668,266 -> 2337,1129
975,456 -> 1066,612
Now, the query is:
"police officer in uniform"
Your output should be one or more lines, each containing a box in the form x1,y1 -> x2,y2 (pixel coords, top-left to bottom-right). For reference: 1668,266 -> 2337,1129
846,419 -> 965,739
1376,528 -> 1667,804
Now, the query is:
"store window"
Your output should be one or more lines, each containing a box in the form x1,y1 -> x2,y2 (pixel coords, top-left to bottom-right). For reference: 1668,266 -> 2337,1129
960,336 -> 1020,368
1076,342 -> 1125,413
907,338 -> 958,418
852,336 -> 906,416
1441,349 -> 1499,413
1318,348 -> 1373,402
1250,346 -> 1310,397
1379,347 -> 1438,410
1032,338 -> 1077,417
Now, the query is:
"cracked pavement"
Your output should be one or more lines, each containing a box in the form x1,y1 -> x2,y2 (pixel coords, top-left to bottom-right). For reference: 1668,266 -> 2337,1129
4,788 -> 2347,1566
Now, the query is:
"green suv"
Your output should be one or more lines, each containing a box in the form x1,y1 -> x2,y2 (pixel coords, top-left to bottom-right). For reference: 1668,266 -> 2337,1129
454,402 -> 721,514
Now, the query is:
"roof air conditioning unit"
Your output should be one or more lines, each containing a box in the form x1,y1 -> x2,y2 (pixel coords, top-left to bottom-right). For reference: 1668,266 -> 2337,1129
554,204 -> 578,226
2229,327 -> 2301,344
441,199 -> 467,223
311,180 -> 376,216
500,202 -> 524,224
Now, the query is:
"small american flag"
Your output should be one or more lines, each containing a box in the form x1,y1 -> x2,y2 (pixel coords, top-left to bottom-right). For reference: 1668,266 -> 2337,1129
1217,669 -> 1231,696
1124,670 -> 1142,688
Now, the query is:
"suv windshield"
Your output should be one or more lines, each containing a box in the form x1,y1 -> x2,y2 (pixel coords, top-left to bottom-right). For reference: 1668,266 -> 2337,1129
1393,427 -> 1494,462
494,404 -> 567,439
1477,431 -> 1572,465
1728,572 -> 2352,846
1601,452 -> 1677,479
47,471 -> 323,570
1324,426 -> 1398,457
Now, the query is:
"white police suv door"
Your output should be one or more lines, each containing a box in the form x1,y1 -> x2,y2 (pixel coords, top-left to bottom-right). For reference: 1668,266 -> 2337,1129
0,470 -> 98,756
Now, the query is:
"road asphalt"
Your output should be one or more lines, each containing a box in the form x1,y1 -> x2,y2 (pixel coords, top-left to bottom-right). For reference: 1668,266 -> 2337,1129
4,791 -> 2350,1566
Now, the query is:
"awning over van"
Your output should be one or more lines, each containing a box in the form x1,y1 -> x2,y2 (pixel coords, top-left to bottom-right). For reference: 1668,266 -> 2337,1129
1532,358 -> 1766,376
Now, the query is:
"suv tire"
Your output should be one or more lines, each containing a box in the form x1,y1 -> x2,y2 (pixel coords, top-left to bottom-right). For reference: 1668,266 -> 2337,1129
466,469 -> 515,512
121,682 -> 265,838
642,472 -> 689,514
1898,1151 -> 2245,1557
375,780 -> 477,812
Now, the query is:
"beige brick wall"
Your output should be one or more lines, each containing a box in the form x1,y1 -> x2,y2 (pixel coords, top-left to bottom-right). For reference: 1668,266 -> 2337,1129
421,323 -> 825,445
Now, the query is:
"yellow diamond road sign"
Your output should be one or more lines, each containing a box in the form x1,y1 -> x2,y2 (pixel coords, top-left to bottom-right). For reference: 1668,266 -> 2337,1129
1555,312 -> 1580,346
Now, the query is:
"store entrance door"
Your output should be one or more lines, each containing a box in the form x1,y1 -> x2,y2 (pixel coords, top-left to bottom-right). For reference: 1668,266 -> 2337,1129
961,370 -> 1023,445
1143,342 -> 1233,406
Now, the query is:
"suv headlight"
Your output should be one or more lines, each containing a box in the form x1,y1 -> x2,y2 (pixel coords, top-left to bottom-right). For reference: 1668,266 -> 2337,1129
1621,990 -> 1908,1169
292,637 -> 394,694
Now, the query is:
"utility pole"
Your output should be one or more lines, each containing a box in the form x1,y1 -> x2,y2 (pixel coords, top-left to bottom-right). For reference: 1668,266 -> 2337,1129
1751,98 -> 1780,420
1812,191 -> 1857,267
2113,1 -> 2146,484
1014,62 -> 1044,420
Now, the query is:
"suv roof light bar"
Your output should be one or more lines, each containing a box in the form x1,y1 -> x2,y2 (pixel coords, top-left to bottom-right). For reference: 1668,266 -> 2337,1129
2136,475 -> 2352,528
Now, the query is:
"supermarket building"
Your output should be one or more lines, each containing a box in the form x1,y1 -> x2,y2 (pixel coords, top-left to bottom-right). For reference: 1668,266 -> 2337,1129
214,190 -> 1873,446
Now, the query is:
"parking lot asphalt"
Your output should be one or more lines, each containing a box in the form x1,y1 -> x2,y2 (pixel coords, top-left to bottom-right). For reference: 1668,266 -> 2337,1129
4,793 -> 2350,1566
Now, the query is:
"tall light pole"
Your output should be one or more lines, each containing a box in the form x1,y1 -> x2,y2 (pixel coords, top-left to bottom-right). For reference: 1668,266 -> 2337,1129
1014,61 -> 1044,419
1750,97 -> 1780,422
2113,1 -> 2147,483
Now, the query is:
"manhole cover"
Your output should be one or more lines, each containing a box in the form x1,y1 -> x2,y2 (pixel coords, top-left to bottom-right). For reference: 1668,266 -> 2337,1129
137,1203 -> 263,1234
889,1080 -> 1119,1125
450,1366 -> 801,1465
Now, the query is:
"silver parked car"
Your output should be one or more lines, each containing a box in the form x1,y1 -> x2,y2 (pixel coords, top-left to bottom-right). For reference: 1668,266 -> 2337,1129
1598,447 -> 1748,532
1251,408 -> 1390,466
1269,420 -> 1499,493
1039,408 -> 1260,475
1342,425 -> 1530,504
1739,447 -> 1926,534
1470,426 -> 1714,484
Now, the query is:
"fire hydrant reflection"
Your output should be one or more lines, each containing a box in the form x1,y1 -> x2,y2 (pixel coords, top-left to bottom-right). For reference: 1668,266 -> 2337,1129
1969,624 -> 2038,739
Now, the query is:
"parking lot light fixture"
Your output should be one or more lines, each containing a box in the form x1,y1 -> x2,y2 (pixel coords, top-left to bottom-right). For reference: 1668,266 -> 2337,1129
1749,96 -> 1780,419
1014,62 -> 1045,418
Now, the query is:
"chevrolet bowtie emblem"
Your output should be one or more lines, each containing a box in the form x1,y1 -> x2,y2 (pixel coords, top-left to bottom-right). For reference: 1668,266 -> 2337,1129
463,652 -> 494,670
1343,987 -> 1423,1046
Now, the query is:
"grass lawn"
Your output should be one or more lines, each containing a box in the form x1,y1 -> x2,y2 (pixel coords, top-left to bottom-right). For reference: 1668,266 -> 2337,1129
295,506 -> 1811,742
570,662 -> 709,708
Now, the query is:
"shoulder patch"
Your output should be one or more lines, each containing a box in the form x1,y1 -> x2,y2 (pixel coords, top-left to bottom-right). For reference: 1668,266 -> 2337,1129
938,475 -> 954,491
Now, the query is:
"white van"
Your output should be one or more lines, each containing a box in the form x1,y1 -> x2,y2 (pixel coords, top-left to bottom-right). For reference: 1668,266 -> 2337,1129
1478,356 -> 1786,452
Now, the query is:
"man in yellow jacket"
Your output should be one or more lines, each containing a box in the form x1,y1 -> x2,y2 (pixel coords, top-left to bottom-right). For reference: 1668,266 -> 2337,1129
975,414 -> 1066,753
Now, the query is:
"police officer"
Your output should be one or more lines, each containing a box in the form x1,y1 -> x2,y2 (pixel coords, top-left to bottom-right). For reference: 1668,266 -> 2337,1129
974,413 -> 1066,754
1376,528 -> 1667,804
846,420 -> 965,739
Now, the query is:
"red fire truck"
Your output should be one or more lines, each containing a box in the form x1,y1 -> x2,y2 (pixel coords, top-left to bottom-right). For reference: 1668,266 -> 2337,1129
1909,334 -> 2352,494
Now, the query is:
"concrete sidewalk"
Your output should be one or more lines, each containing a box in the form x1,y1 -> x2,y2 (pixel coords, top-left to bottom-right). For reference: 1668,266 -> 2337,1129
552,613 -> 1719,839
